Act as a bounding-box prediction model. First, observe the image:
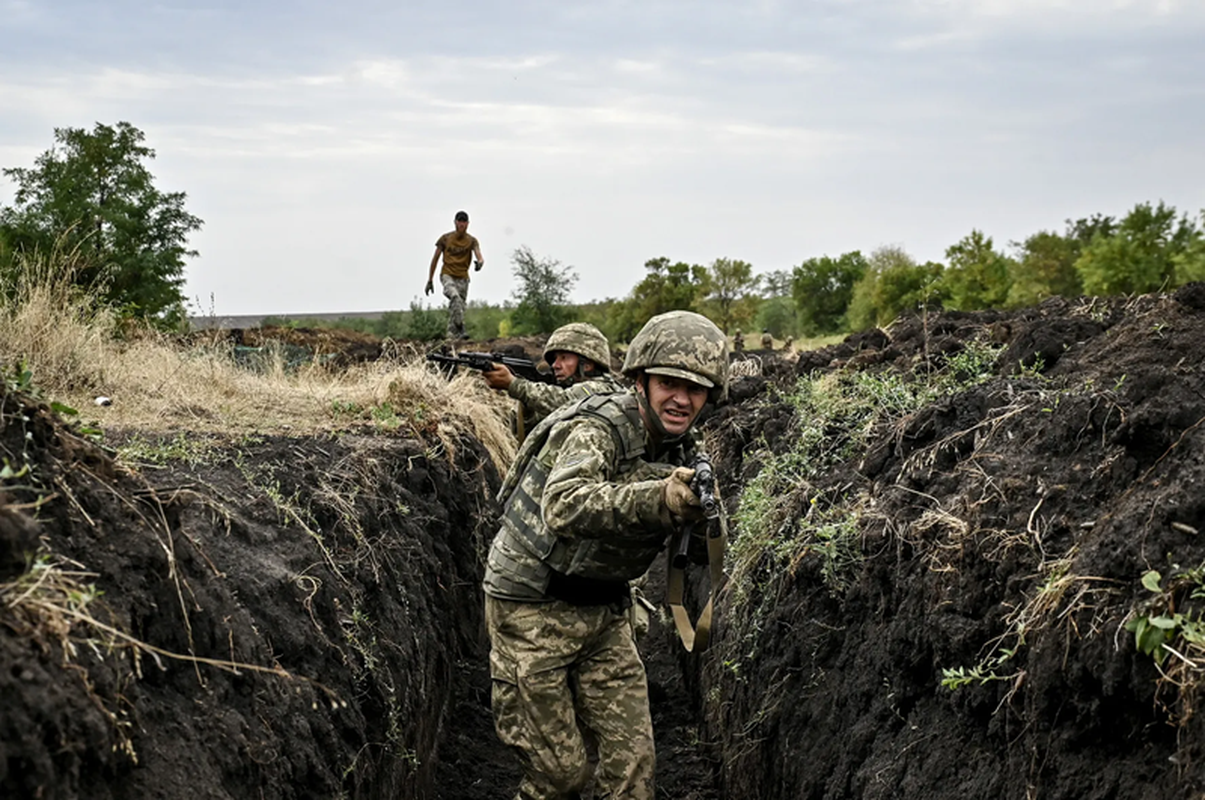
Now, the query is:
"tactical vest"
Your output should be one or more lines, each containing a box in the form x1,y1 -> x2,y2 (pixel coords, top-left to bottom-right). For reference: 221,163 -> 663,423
484,392 -> 692,601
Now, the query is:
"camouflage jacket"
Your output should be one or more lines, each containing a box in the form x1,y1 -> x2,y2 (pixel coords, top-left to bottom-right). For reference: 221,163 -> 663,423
506,372 -> 625,427
484,391 -> 696,602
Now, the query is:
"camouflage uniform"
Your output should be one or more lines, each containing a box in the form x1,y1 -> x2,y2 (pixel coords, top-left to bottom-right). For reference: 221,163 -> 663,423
484,311 -> 728,800
440,273 -> 471,339
508,371 -> 625,427
508,323 -> 623,428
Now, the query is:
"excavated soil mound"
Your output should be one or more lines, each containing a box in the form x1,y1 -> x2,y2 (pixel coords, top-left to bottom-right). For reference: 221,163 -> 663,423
700,288 -> 1205,798
0,396 -> 502,798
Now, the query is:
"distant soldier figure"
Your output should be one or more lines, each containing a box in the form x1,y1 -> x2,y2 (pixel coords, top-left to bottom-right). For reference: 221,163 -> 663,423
482,322 -> 624,439
425,210 -> 484,340
783,335 -> 794,351
733,329 -> 745,353
761,329 -> 773,350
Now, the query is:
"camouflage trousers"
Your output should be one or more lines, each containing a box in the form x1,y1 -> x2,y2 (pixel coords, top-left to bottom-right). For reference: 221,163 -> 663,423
486,595 -> 655,800
440,273 -> 469,338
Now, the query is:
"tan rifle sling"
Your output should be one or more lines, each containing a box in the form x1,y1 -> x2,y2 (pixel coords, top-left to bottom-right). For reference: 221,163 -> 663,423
667,507 -> 728,653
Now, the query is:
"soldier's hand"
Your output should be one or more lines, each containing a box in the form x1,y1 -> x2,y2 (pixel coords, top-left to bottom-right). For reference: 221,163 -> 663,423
425,280 -> 434,296
662,467 -> 704,521
474,259 -> 484,272
482,363 -> 514,390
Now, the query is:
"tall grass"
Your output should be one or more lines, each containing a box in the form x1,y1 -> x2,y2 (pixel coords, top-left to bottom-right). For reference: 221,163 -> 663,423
0,249 -> 517,470
0,243 -> 117,392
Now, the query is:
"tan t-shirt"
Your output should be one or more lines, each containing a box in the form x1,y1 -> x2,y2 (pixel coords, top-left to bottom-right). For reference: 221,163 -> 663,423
435,231 -> 479,279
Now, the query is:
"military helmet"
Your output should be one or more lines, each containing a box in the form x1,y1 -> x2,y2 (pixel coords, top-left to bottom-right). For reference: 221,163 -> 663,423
623,311 -> 729,400
544,322 -> 612,372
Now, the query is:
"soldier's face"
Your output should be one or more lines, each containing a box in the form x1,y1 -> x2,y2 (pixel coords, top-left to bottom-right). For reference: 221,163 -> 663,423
455,218 -> 469,233
550,352 -> 580,382
641,374 -> 708,436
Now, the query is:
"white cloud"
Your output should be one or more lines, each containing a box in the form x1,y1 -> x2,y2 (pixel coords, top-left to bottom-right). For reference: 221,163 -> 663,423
697,51 -> 833,74
905,0 -> 1205,24
614,59 -> 661,74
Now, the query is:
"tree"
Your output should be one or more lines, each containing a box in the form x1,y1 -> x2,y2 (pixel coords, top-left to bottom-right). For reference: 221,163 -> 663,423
941,230 -> 1013,310
0,122 -> 203,320
791,250 -> 868,335
1174,212 -> 1205,285
755,296 -> 798,339
1067,213 -> 1117,247
701,257 -> 759,334
508,245 -> 578,334
846,246 -> 945,331
1075,201 -> 1201,296
760,269 -> 793,298
612,257 -> 710,342
1007,230 -> 1083,307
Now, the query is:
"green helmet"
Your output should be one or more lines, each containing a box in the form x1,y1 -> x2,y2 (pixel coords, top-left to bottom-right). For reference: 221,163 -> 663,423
622,311 -> 729,401
543,322 -> 612,372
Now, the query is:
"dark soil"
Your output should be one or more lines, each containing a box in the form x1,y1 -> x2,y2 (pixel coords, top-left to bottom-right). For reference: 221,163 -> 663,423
5,290 -> 1205,798
702,288 -> 1205,798
0,400 -> 500,798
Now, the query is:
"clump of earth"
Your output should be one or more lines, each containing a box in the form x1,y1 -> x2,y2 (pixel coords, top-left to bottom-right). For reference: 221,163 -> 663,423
4,287 -> 1205,798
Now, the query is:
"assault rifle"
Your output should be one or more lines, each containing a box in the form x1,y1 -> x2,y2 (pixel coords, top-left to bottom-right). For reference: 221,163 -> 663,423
672,452 -> 721,569
426,351 -> 557,385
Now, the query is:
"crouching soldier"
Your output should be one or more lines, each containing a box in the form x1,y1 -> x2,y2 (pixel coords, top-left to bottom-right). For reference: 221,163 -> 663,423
483,310 -> 729,800
482,322 -> 624,439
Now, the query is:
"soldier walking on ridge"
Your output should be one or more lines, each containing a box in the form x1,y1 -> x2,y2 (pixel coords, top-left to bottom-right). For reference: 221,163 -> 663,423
484,310 -> 729,800
425,210 -> 484,340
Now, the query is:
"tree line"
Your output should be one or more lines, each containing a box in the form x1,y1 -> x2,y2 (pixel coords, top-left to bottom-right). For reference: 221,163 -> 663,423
3,122 -> 1203,341
354,202 -> 1202,344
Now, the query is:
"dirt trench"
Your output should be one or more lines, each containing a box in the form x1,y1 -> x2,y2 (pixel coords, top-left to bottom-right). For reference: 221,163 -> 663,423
0,382 -> 719,798
0,402 -> 507,798
7,286 -> 1205,799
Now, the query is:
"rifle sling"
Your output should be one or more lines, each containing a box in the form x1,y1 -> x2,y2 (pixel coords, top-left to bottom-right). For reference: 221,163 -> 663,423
515,398 -> 527,444
667,508 -> 728,653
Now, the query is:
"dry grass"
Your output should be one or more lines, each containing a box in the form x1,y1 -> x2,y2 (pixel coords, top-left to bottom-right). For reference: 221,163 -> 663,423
0,251 -> 518,471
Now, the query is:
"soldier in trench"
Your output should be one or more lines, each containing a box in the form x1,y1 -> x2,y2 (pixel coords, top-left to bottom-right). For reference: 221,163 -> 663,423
480,322 -> 625,440
483,310 -> 729,800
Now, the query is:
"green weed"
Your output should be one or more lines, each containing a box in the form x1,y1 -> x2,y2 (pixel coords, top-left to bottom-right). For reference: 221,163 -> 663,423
117,432 -> 216,467
723,338 -> 1004,675
1125,569 -> 1205,667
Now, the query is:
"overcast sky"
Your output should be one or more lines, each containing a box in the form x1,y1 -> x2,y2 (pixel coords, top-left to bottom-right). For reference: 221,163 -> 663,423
2,0 -> 1203,315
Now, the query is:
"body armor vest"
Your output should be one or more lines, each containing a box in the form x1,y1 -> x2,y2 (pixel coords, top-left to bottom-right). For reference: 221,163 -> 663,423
484,392 -> 692,601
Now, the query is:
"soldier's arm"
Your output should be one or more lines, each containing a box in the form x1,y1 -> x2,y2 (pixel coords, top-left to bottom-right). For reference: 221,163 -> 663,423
428,244 -> 442,282
507,378 -> 569,421
541,419 -> 671,540
508,377 -> 619,425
